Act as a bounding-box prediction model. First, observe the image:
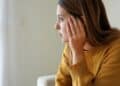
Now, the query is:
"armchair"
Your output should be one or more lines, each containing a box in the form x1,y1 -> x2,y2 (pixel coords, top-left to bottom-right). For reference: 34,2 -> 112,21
37,74 -> 55,86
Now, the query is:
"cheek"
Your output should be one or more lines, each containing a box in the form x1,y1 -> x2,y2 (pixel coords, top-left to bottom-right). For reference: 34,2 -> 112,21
61,23 -> 67,35
61,23 -> 69,42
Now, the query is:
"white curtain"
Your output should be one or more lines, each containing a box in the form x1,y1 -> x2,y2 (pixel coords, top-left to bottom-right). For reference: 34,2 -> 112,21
0,0 -> 9,86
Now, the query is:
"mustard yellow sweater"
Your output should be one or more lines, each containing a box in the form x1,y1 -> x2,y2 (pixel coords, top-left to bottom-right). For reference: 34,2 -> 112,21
55,38 -> 120,86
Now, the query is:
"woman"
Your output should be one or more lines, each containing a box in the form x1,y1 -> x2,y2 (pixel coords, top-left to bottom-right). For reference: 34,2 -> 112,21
54,0 -> 120,86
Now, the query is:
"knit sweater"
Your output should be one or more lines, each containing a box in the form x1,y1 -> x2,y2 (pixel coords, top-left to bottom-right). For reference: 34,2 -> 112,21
55,38 -> 120,86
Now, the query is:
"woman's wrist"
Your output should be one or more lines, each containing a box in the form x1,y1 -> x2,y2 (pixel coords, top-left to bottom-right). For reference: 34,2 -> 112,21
72,51 -> 84,65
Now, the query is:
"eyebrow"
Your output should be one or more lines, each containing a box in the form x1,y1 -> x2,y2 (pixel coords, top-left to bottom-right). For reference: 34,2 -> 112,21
57,14 -> 65,17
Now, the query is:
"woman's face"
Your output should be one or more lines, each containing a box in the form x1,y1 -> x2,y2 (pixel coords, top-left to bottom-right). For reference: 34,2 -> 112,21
54,5 -> 70,43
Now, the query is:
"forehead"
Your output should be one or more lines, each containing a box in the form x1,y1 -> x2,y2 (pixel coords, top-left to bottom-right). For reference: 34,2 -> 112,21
56,5 -> 69,16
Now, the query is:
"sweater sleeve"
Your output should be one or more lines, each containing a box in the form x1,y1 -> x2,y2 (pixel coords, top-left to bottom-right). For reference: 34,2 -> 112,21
93,43 -> 120,86
68,55 -> 94,86
55,44 -> 94,86
55,45 -> 72,86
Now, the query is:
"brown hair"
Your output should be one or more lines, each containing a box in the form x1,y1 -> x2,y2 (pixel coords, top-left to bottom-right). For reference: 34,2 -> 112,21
58,0 -> 120,46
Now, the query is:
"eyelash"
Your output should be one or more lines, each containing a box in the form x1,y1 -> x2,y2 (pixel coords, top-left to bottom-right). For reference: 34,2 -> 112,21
58,17 -> 64,22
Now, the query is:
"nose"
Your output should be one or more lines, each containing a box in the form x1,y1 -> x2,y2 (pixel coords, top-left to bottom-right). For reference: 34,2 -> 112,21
54,21 -> 60,30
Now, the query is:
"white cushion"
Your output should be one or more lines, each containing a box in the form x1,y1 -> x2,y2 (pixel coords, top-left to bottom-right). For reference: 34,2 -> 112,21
37,74 -> 55,86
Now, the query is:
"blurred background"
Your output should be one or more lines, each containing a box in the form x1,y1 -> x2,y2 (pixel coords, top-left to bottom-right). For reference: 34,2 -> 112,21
0,0 -> 120,86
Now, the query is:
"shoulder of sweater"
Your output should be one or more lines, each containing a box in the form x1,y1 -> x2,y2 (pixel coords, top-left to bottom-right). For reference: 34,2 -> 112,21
92,37 -> 120,57
109,37 -> 120,48
103,37 -> 120,57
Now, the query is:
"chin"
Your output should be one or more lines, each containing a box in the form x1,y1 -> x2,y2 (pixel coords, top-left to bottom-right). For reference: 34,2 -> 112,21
60,36 -> 68,43
61,39 -> 68,43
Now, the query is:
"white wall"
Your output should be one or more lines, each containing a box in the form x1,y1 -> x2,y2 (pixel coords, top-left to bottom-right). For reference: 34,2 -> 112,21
7,0 -> 120,86
103,0 -> 120,28
8,0 -> 63,86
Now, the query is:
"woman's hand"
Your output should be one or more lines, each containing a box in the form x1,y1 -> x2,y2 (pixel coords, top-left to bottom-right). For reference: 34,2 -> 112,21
66,16 -> 86,65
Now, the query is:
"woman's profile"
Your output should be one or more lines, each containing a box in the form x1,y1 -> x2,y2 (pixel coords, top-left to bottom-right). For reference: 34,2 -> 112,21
54,0 -> 120,86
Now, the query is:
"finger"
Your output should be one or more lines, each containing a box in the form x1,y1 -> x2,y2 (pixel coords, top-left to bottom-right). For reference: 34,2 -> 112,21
77,18 -> 85,35
74,18 -> 81,35
70,16 -> 78,34
76,18 -> 82,34
66,20 -> 72,38
68,17 -> 76,36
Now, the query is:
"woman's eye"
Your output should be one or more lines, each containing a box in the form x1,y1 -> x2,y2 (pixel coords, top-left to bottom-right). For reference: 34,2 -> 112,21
59,17 -> 64,21
60,18 -> 64,21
